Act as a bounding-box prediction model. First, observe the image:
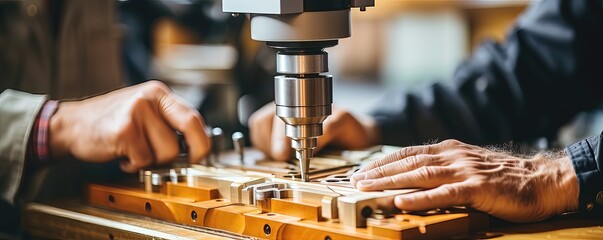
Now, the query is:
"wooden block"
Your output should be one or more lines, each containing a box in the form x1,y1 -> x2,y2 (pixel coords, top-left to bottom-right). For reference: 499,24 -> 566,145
271,198 -> 323,221
166,182 -> 220,201
204,204 -> 258,234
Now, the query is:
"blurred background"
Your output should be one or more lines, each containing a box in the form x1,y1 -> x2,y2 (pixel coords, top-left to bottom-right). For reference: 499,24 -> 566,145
119,0 -> 597,148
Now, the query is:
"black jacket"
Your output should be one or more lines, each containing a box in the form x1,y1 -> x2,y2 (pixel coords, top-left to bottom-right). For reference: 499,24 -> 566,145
370,0 -> 603,214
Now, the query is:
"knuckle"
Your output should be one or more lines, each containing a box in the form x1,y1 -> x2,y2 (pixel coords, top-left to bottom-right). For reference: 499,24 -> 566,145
144,80 -> 171,95
454,149 -> 472,158
368,159 -> 385,170
394,160 -> 408,171
408,155 -> 421,167
421,155 -> 437,166
335,110 -> 353,122
441,139 -> 462,147
442,184 -> 461,199
183,112 -> 202,127
391,148 -> 408,161
130,94 -> 152,113
400,146 -> 414,157
417,166 -> 433,178
446,184 -> 472,203
386,176 -> 396,187
375,166 -> 387,177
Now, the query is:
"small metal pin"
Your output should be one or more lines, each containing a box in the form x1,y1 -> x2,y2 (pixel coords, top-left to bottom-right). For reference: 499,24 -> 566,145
175,132 -> 190,168
232,132 -> 245,165
210,127 -> 224,166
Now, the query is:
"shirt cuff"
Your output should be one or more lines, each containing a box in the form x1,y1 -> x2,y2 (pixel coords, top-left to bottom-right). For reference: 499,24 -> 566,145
566,133 -> 603,214
28,100 -> 59,168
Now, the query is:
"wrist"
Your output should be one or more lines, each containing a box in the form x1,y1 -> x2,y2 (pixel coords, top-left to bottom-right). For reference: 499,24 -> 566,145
49,101 -> 71,159
28,100 -> 61,168
557,155 -> 580,213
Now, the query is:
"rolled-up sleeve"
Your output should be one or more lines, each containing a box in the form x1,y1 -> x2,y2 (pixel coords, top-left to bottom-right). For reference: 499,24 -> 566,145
0,89 -> 46,205
566,132 -> 603,215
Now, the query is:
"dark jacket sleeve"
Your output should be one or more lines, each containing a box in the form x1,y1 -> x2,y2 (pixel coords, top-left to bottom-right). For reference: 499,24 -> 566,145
566,132 -> 603,214
371,0 -> 603,146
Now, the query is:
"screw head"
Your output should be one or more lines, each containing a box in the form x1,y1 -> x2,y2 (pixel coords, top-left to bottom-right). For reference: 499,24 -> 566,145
361,206 -> 373,218
263,224 -> 271,236
145,202 -> 152,212
191,210 -> 198,222
586,202 -> 594,211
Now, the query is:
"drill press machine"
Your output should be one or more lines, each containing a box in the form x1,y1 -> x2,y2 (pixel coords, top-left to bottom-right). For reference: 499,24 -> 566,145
223,0 -> 374,182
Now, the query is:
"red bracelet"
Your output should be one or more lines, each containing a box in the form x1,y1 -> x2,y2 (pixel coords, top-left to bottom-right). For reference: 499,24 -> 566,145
30,100 -> 59,165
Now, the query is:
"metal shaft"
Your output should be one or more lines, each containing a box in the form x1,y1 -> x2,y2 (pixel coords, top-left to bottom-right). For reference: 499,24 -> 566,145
273,44 -> 334,181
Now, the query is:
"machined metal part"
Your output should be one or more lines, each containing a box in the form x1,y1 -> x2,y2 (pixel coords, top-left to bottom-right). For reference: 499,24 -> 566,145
223,0 -> 373,186
222,0 -> 303,14
276,52 -> 328,74
242,182 -> 290,208
140,168 -> 189,193
322,195 -> 339,220
77,145 -> 490,239
351,0 -> 375,11
169,168 -> 188,183
151,173 -> 167,193
274,68 -> 333,182
274,76 -> 332,107
188,173 -> 266,201
232,132 -> 245,165
136,148 -> 405,228
210,127 -> 224,166
337,191 -> 407,228
174,132 -> 191,168
250,10 -> 351,42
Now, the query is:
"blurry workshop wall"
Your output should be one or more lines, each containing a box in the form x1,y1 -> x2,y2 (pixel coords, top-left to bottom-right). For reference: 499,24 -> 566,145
328,0 -> 528,114
148,0 -> 259,142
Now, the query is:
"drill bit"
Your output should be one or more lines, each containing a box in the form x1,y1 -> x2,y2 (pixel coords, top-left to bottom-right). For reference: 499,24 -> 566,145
296,148 -> 312,182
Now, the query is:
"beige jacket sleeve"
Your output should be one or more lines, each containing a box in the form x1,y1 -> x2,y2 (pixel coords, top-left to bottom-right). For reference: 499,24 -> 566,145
0,89 -> 47,205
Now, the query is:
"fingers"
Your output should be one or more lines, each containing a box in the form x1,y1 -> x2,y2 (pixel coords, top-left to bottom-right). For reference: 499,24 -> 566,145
249,102 -> 291,161
355,166 -> 460,191
321,110 -> 373,151
120,127 -> 154,173
249,103 -> 278,159
355,144 -> 443,175
393,182 -> 472,211
352,154 -> 438,187
270,114 -> 290,161
137,99 -> 179,165
153,84 -> 210,163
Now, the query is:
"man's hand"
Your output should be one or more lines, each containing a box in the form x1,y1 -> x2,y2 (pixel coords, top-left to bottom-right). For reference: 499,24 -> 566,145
248,102 -> 380,161
49,81 -> 211,173
351,139 -> 579,223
